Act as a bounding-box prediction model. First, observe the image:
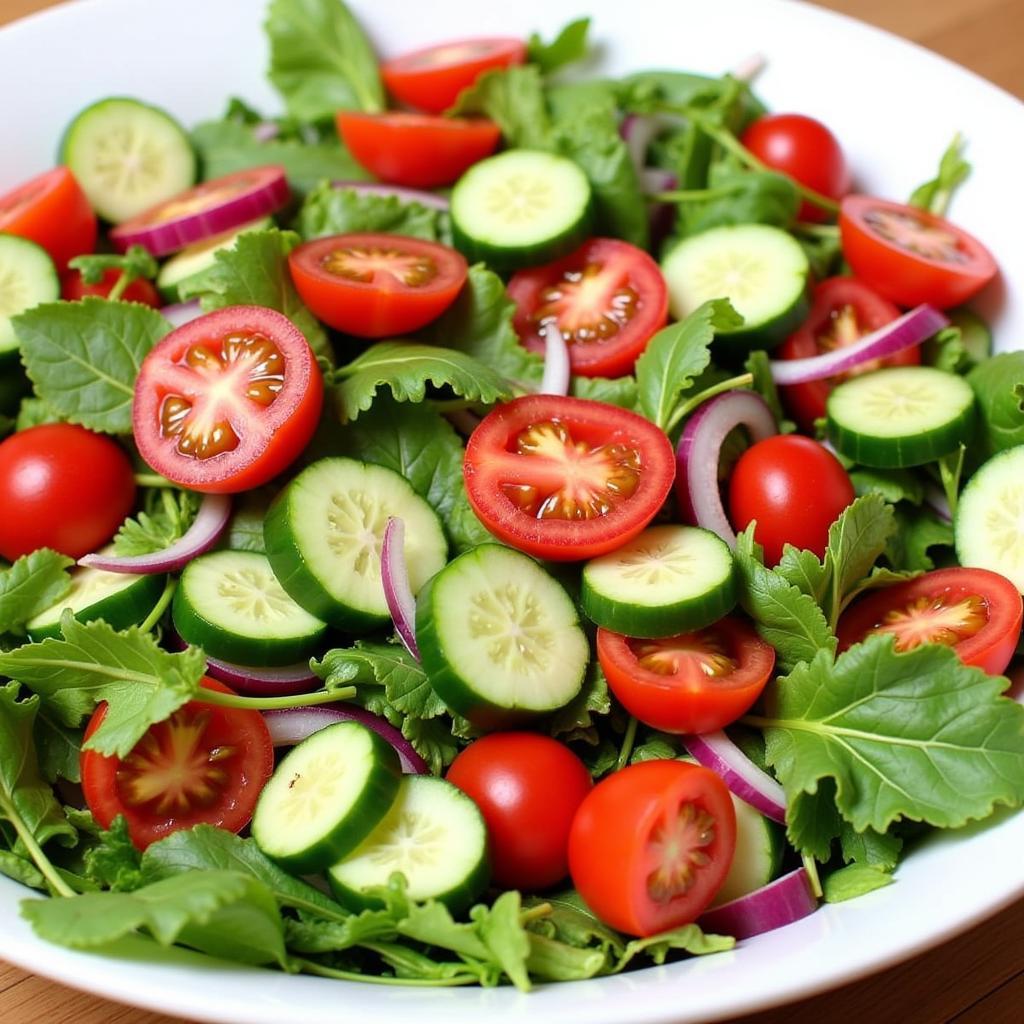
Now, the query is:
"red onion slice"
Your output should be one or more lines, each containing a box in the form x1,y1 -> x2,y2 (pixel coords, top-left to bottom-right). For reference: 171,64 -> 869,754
79,494 -> 232,574
330,180 -> 450,212
769,305 -> 948,386
924,483 -> 953,524
730,52 -> 767,83
110,166 -> 290,256
676,391 -> 777,546
161,299 -> 204,328
700,868 -> 817,940
538,326 -> 571,396
263,706 -> 429,774
641,167 -> 677,196
685,731 -> 786,823
381,517 -> 420,661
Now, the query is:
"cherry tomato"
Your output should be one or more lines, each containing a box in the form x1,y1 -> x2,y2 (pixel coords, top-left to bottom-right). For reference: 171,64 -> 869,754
597,616 -> 775,734
776,277 -> 914,431
741,113 -> 850,222
727,435 -> 855,566
61,267 -> 162,308
507,238 -> 668,379
464,394 -> 675,561
132,305 -> 323,494
0,166 -> 96,269
0,424 -> 135,561
446,732 -> 592,890
81,677 -> 274,850
569,760 -> 736,936
837,567 -> 1022,677
382,37 -> 527,114
336,112 -> 501,189
289,233 -> 468,337
839,195 -> 998,309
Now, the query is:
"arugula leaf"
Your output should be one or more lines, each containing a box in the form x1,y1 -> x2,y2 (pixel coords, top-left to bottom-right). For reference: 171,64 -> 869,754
545,659 -> 611,742
13,298 -> 170,434
839,821 -> 903,870
400,717 -> 460,775
571,374 -> 639,409
908,134 -> 970,217
616,923 -> 733,970
265,0 -> 383,120
823,864 -> 894,903
783,778 -> 842,861
528,18 -> 591,74
296,183 -> 448,242
115,489 -> 199,557
0,549 -> 73,636
967,352 -> 1024,457
69,245 -> 158,289
0,849 -> 45,890
525,932 -> 607,981
848,465 -> 925,506
674,167 -> 800,236
221,488 -> 274,554
888,506 -> 954,572
285,909 -> 397,952
744,348 -> 790,429
81,817 -> 144,893
33,707 -> 83,784
448,65 -> 552,148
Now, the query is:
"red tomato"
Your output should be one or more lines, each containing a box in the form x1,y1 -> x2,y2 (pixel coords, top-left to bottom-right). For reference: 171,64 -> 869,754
446,732 -> 592,890
463,394 -> 675,561
741,113 -> 850,222
507,238 -> 668,379
132,305 -> 323,494
597,617 -> 775,734
289,233 -> 468,337
336,112 -> 501,189
569,760 -> 736,936
62,267 -> 162,308
81,677 -> 274,850
0,166 -> 96,269
837,567 -> 1022,677
382,37 -> 527,114
839,195 -> 998,309
776,277 -> 915,431
727,435 -> 855,566
0,424 -> 135,561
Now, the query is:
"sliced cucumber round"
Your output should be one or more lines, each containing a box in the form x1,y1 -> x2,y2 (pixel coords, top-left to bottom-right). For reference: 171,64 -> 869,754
660,224 -> 809,352
172,550 -> 328,666
60,97 -> 196,223
327,775 -> 489,914
581,525 -> 737,637
252,720 -> 402,875
710,795 -> 786,907
416,544 -> 589,729
827,365 -> 976,468
451,149 -> 592,273
0,234 -> 59,360
264,457 -> 447,631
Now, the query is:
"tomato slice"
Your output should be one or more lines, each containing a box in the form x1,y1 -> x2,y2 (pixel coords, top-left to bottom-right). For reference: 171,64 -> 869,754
0,166 -> 96,270
81,677 -> 274,850
464,394 -> 675,561
507,238 -> 669,379
837,567 -> 1023,677
289,233 -> 468,337
336,112 -> 501,189
776,276 -> 913,430
132,305 -> 323,493
568,760 -> 736,936
839,195 -> 998,309
382,37 -> 527,114
597,616 -> 775,734
61,267 -> 162,308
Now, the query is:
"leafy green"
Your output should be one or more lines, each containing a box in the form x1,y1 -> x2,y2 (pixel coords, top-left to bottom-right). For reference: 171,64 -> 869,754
0,549 -> 73,636
449,65 -> 552,148
839,821 -> 903,870
296,183 -> 448,242
848,466 -> 925,506
69,245 -> 158,289
616,924 -> 734,969
545,660 -> 611,742
33,708 -> 83,784
115,489 -> 199,558
823,864 -> 894,903
673,167 -> 799,237
399,717 -> 460,775
0,849 -> 45,890
571,374 -> 639,409
81,817 -> 144,893
744,348 -> 790,429
967,352 -> 1024,457
888,506 -> 954,572
528,18 -> 591,74
922,325 -> 968,374
14,397 -> 59,431
908,134 -> 970,217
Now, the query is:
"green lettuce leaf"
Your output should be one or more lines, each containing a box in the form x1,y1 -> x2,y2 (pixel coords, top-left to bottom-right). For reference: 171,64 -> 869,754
296,183 -> 448,242
528,18 -> 591,74
967,352 -> 1024,457
908,134 -> 970,217
0,549 -> 73,636
823,864 -> 894,903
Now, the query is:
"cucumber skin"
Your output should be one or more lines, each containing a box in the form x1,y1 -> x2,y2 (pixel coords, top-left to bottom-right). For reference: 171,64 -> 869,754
713,289 -> 810,357
27,573 -> 167,642
451,208 -> 593,276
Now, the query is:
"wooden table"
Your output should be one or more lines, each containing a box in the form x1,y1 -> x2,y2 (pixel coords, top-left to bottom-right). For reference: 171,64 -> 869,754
2,0 -> 1023,1021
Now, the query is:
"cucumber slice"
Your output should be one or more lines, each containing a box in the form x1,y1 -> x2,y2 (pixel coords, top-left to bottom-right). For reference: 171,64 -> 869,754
172,550 -> 328,666
710,795 -> 786,907
0,234 -> 59,360
956,446 -> 1024,592
328,775 -> 489,913
252,721 -> 402,875
581,525 -> 737,638
60,97 -> 196,223
948,307 -> 992,368
451,149 -> 592,272
416,544 -> 589,729
660,224 -> 809,352
827,365 -> 976,468
264,457 -> 447,630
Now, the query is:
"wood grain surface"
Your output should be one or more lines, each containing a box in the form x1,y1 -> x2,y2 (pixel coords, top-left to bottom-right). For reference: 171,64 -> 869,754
1,1 -> 1022,1022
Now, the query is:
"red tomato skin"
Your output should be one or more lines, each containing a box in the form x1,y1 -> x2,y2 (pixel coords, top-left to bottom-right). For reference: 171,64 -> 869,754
336,112 -> 501,188
568,760 -> 736,936
728,435 -> 855,566
0,424 -> 135,561
446,732 -> 592,890
61,268 -> 162,308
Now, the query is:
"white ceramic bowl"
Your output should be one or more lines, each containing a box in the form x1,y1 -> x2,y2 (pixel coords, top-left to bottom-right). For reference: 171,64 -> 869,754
2,1 -> 1022,1021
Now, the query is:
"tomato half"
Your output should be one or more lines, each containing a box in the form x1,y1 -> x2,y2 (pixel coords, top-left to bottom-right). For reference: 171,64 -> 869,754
289,233 -> 467,337
776,276 -> 913,431
81,677 -> 274,850
0,166 -> 96,269
62,267 -> 162,308
507,238 -> 669,379
464,394 -> 675,561
837,567 -> 1023,677
336,112 -> 501,189
569,760 -> 736,936
839,195 -> 998,309
132,305 -> 323,493
382,37 -> 527,114
597,616 -> 775,734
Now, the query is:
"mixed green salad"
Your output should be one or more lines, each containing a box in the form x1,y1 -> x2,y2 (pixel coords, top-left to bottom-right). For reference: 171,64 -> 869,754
0,0 -> 1023,993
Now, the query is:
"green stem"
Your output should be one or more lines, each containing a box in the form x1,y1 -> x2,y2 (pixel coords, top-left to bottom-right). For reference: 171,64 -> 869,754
139,578 -> 177,634
938,445 -> 966,520
134,473 -> 176,489
520,902 -> 552,924
653,185 -> 744,204
106,271 -> 131,303
198,686 -> 357,712
615,716 -> 639,772
665,372 -> 753,435
293,957 -> 480,987
792,222 -> 841,239
2,801 -> 75,899
802,853 -> 824,899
